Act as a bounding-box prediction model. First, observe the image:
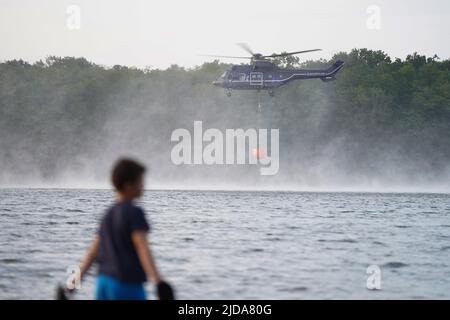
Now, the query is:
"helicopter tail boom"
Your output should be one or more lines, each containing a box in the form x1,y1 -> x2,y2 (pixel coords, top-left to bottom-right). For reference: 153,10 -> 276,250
319,60 -> 344,82
320,76 -> 336,82
325,60 -> 345,76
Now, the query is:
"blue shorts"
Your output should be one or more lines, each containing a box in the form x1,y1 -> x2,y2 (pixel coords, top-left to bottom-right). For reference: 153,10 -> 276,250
95,274 -> 147,300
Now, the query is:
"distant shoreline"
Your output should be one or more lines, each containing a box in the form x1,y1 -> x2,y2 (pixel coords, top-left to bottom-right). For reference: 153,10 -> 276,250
1,186 -> 449,195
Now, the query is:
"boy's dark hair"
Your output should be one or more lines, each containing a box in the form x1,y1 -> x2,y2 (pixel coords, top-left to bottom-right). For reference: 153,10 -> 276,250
111,158 -> 146,191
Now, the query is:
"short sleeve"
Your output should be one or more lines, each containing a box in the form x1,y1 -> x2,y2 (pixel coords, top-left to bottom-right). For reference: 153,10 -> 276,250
129,207 -> 150,233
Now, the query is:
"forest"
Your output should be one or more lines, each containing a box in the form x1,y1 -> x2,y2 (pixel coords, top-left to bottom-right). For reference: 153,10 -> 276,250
0,49 -> 449,189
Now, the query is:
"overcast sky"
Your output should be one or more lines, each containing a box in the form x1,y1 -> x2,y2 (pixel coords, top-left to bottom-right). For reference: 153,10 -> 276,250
1,0 -> 449,69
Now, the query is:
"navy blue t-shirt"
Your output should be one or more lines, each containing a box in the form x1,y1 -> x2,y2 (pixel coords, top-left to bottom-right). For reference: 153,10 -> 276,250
97,201 -> 150,283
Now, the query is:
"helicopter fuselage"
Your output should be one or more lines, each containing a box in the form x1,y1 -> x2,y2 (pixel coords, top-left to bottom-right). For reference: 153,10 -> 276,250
213,60 -> 344,93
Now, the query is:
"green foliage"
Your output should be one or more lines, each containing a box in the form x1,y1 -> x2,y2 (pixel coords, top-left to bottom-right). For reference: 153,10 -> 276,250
0,49 -> 449,182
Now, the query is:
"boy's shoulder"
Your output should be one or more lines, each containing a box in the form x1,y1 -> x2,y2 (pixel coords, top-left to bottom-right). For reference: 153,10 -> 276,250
100,202 -> 149,233
110,201 -> 145,215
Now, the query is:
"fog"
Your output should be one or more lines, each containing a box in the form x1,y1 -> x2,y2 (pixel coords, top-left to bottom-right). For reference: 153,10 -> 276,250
1,54 -> 449,193
1,1 -> 450,192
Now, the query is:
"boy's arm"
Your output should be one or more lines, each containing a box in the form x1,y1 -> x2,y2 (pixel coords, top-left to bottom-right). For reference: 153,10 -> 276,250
131,231 -> 162,283
79,235 -> 100,279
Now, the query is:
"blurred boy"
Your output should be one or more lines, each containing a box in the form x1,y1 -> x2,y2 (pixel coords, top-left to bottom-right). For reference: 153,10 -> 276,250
78,158 -> 162,299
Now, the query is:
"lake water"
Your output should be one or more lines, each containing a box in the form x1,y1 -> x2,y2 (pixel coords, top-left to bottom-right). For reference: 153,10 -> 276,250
0,189 -> 449,299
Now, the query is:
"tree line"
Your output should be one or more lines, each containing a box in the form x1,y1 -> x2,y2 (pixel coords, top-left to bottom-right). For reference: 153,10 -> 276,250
0,49 -> 449,187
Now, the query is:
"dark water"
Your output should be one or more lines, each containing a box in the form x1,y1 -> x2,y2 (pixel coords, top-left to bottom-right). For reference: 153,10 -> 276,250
0,189 -> 449,299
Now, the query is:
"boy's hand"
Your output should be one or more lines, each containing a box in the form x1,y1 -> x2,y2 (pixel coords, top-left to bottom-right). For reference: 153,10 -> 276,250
153,274 -> 163,284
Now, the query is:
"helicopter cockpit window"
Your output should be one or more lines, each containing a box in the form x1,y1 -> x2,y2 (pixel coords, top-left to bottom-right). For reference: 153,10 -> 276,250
219,72 -> 227,79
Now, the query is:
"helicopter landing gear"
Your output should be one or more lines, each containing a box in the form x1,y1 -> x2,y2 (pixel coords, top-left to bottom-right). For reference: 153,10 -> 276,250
268,89 -> 275,97
226,89 -> 232,97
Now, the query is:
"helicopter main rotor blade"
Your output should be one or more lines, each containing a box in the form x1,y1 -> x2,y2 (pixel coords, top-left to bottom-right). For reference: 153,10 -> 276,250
264,49 -> 322,58
237,43 -> 255,56
199,54 -> 251,59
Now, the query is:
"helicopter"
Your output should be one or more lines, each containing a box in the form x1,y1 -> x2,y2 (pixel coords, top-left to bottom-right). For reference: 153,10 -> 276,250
206,43 -> 344,96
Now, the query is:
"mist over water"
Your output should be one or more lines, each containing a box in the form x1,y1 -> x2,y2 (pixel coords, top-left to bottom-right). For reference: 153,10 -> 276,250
1,53 -> 449,192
